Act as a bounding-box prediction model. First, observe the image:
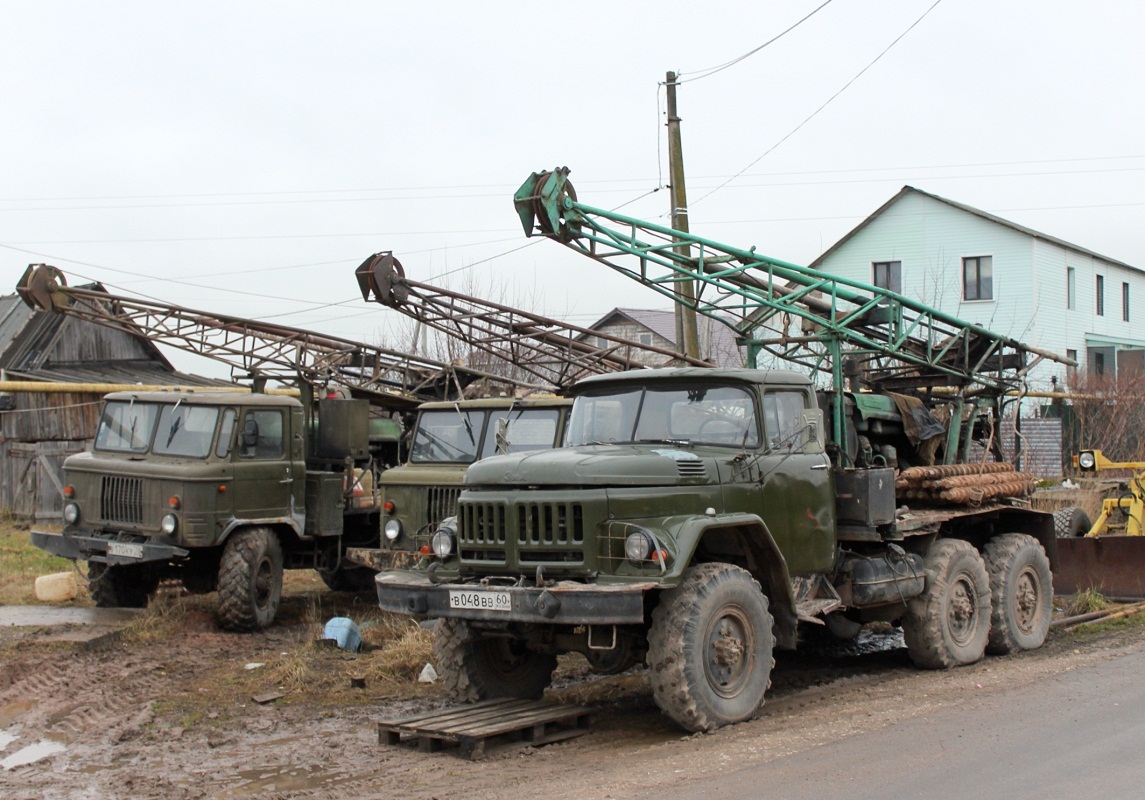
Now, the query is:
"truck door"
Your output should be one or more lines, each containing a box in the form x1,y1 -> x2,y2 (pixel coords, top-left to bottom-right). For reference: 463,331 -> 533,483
728,387 -> 835,575
231,407 -> 301,523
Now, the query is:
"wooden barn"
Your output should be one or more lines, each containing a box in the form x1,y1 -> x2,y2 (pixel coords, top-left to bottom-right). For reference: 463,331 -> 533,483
0,285 -> 227,521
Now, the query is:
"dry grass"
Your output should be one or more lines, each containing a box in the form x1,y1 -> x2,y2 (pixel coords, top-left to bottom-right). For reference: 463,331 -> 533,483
1064,587 -> 1113,616
0,517 -> 83,606
120,588 -> 194,642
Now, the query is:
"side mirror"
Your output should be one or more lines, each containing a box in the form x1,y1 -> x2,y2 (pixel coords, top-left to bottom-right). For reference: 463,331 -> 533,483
495,417 -> 510,454
242,418 -> 259,451
801,409 -> 824,452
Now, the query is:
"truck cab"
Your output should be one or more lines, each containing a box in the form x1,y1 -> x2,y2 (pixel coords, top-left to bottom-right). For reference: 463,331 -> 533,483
31,389 -> 390,629
353,395 -> 571,570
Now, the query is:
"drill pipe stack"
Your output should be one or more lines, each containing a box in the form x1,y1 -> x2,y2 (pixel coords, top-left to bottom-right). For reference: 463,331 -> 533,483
895,463 -> 1035,506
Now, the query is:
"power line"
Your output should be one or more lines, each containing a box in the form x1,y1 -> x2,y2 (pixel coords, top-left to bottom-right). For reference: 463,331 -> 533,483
692,0 -> 945,207
679,0 -> 836,83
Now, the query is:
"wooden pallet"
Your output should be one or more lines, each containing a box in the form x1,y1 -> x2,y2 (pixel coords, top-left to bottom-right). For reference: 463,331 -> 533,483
377,699 -> 593,760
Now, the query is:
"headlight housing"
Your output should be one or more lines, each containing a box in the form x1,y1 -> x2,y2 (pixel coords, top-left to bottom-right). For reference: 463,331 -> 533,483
160,513 -> 178,535
63,502 -> 80,524
384,518 -> 402,541
1077,450 -> 1097,471
624,529 -> 655,562
431,530 -> 455,559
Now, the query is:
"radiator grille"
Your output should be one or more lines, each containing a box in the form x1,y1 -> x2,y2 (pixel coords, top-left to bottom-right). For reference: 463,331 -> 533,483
459,502 -> 507,545
458,499 -> 585,565
426,486 -> 461,527
100,476 -> 143,525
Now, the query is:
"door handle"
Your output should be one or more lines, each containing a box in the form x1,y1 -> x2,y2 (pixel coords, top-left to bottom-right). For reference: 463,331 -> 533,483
811,463 -> 830,470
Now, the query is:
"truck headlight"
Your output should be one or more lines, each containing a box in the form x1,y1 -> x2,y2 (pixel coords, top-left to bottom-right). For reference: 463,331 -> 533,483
63,503 -> 81,524
161,513 -> 178,535
384,518 -> 402,541
431,530 -> 455,559
625,529 -> 655,562
1077,450 -> 1097,471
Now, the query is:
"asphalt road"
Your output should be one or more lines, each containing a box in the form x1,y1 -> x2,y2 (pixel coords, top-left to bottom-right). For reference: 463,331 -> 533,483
650,645 -> 1145,800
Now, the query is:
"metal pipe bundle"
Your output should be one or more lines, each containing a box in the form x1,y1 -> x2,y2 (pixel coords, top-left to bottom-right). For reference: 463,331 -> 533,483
895,463 -> 1035,505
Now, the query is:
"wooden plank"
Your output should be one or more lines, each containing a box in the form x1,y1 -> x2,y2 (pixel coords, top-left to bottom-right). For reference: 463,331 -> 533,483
377,700 -> 593,760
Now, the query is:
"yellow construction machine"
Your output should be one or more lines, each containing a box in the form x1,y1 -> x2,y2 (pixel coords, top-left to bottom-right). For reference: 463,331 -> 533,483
1054,449 -> 1145,597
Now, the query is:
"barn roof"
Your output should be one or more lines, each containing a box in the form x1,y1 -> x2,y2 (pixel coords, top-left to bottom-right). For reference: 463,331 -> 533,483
0,285 -> 227,387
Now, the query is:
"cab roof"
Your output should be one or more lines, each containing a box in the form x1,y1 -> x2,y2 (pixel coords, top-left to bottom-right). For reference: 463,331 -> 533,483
571,367 -> 810,389
101,389 -> 302,408
416,395 -> 571,411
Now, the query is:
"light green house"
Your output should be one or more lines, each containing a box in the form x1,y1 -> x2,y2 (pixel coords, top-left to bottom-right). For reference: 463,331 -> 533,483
810,186 -> 1145,391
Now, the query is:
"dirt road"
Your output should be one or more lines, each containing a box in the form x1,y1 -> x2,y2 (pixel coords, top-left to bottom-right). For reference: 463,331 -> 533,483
1,609 -> 1141,800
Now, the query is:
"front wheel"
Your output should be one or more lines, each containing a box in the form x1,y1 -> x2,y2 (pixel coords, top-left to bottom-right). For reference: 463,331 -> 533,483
647,563 -> 775,732
903,538 -> 991,669
432,619 -> 557,702
216,527 -> 283,631
983,533 -> 1052,654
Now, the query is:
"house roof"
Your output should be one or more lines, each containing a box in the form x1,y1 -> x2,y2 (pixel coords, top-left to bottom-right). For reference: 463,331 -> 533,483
0,288 -> 228,387
584,308 -> 744,368
808,185 -> 1140,274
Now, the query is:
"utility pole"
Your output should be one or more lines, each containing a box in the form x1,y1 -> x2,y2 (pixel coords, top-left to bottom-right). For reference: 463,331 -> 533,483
665,71 -> 702,360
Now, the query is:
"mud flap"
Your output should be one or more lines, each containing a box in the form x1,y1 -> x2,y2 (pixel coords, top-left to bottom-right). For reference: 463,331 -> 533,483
1054,536 -> 1145,598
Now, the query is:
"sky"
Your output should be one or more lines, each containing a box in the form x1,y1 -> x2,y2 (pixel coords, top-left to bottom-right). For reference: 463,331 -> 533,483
3,1 -> 1144,378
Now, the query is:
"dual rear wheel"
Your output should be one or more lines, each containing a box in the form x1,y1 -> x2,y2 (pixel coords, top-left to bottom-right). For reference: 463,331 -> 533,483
904,535 -> 1052,668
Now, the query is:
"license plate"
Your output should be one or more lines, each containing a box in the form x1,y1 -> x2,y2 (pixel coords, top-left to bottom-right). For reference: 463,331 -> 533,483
448,589 -> 511,612
107,542 -> 144,559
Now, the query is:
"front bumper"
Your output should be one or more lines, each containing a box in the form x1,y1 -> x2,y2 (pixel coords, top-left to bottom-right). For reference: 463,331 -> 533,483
344,547 -> 421,572
30,530 -> 189,566
375,570 -> 655,625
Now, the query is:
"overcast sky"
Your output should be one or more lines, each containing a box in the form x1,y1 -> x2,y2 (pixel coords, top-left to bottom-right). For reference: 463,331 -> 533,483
3,1 -> 1143,377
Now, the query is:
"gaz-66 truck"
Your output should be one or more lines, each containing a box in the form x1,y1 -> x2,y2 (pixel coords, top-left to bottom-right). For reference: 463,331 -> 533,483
371,169 -> 1072,732
31,389 -> 396,630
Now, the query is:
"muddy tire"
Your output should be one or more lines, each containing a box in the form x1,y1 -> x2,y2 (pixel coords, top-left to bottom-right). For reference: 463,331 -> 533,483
87,561 -> 157,608
432,618 -> 557,702
647,563 -> 775,732
983,533 -> 1053,654
1053,506 -> 1092,538
903,538 -> 991,669
216,527 -> 283,631
317,565 -> 376,593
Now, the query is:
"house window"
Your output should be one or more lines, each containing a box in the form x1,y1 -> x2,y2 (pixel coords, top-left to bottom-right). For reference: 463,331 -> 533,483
872,261 -> 902,293
1066,267 -> 1076,310
1094,351 -> 1106,375
1123,282 -> 1130,322
1096,275 -> 1105,316
963,256 -> 993,301
1066,348 -> 1078,376
638,332 -> 653,346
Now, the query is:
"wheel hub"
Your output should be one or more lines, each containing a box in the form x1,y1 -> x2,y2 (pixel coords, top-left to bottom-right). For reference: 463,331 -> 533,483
948,577 -> 978,644
705,609 -> 753,698
1014,567 -> 1040,633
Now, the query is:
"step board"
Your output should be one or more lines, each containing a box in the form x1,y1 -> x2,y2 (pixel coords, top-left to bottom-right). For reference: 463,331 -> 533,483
377,699 -> 593,760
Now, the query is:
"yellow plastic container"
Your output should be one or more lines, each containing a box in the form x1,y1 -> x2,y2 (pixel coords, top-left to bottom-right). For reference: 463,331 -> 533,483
34,571 -> 79,602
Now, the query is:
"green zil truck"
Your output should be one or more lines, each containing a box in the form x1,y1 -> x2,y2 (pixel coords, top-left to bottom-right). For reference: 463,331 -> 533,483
375,367 -> 1056,732
31,389 -> 399,630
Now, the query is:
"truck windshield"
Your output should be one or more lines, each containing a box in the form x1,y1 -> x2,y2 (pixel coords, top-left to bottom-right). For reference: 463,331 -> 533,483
479,408 -> 561,458
410,407 -> 564,463
152,404 -> 221,458
410,409 -> 484,463
566,384 -> 760,447
93,400 -> 161,453
93,400 -> 222,459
